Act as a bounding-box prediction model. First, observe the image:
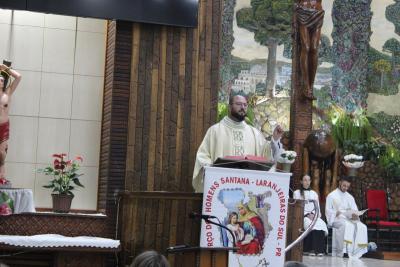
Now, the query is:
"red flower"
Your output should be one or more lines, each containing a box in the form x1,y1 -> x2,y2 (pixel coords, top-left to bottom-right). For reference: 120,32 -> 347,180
42,153 -> 85,195
52,153 -> 67,159
75,156 -> 83,162
0,203 -> 12,215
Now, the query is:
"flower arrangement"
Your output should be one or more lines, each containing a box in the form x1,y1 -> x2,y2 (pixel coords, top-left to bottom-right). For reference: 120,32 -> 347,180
342,154 -> 364,169
0,192 -> 13,215
39,153 -> 84,195
278,151 -> 297,164
0,177 -> 11,188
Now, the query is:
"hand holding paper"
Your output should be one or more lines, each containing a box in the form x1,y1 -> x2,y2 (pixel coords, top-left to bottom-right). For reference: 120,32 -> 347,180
342,209 -> 368,220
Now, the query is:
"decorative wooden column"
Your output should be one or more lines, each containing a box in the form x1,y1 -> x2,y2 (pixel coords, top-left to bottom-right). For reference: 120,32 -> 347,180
98,21 -> 132,236
285,199 -> 305,262
289,29 -> 312,188
289,2 -> 324,189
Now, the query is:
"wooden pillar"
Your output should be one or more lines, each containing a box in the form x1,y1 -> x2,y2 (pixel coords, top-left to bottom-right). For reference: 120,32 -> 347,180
98,21 -> 132,236
285,199 -> 305,262
289,4 -> 322,189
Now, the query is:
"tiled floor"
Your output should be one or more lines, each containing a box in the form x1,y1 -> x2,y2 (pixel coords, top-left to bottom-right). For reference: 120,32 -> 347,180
302,255 -> 400,267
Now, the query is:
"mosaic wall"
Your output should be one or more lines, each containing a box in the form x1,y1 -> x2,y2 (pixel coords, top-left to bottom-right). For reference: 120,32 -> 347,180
219,0 -> 294,137
219,1 -> 400,207
219,0 -> 400,142
331,0 -> 372,112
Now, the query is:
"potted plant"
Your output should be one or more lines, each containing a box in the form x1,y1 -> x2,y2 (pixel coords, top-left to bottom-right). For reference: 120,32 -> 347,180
379,146 -> 400,184
39,153 -> 84,213
328,105 -> 372,149
342,139 -> 386,163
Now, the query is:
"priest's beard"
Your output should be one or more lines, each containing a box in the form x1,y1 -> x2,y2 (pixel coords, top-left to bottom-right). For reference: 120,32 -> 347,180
231,109 -> 246,122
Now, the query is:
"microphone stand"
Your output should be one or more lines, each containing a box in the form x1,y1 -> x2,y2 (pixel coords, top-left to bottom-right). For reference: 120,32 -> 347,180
166,214 -> 239,255
204,217 -> 237,250
285,199 -> 319,252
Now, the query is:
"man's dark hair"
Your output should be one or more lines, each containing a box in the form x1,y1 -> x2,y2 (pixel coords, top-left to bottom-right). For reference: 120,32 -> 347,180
339,176 -> 352,183
284,261 -> 308,267
130,250 -> 170,267
228,93 -> 246,105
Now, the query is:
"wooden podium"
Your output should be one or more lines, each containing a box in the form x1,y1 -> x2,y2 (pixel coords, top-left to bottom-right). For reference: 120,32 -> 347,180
120,192 -> 304,266
166,246 -> 236,267
119,160 -> 304,267
119,191 -> 203,267
213,156 -> 274,171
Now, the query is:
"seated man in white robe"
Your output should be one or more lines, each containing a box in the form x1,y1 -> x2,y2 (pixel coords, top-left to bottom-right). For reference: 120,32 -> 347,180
325,176 -> 368,258
192,94 -> 284,192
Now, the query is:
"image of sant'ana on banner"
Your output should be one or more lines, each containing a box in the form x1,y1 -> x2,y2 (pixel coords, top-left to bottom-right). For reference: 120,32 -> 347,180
200,167 -> 291,267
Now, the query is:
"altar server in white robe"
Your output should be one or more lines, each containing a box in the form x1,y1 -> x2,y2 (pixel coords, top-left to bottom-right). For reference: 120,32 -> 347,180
293,175 -> 328,256
325,176 -> 368,258
192,94 -> 284,192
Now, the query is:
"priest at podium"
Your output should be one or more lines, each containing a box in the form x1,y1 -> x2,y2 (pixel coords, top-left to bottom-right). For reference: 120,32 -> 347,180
192,94 -> 284,192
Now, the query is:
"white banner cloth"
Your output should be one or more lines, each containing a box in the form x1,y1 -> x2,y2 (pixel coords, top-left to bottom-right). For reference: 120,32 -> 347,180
0,188 -> 35,213
0,234 -> 120,248
200,167 -> 290,267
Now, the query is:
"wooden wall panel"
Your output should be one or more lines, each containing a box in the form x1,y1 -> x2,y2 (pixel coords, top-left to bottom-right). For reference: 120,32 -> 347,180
120,192 -> 203,266
99,0 -> 222,264
124,0 -> 222,193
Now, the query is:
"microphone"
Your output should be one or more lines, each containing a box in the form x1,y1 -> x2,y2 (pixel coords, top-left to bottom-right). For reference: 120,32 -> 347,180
189,211 -> 217,220
189,211 -> 237,249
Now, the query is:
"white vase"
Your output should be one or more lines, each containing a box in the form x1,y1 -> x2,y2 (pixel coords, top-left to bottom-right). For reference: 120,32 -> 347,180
347,167 -> 358,177
282,163 -> 292,172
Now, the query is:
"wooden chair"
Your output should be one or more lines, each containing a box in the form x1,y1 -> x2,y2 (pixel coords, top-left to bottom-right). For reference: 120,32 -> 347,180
365,189 -> 400,250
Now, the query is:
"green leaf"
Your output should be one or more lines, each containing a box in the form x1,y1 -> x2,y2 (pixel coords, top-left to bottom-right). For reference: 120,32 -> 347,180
0,192 -> 14,212
37,154 -> 85,195
72,178 -> 84,187
0,192 -> 6,203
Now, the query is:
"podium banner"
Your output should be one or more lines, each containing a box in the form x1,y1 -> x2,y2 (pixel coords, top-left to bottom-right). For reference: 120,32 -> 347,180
200,166 -> 290,267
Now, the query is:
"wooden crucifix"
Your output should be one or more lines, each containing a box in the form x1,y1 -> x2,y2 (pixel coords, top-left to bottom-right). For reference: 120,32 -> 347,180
289,0 -> 325,189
